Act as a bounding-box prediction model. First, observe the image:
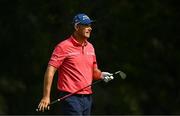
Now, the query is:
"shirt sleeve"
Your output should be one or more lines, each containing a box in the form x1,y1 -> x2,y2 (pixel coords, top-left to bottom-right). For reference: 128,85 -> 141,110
93,55 -> 102,80
48,45 -> 66,68
93,55 -> 98,68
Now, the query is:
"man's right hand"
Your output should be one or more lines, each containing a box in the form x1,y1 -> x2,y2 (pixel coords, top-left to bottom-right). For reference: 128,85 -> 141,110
37,97 -> 50,112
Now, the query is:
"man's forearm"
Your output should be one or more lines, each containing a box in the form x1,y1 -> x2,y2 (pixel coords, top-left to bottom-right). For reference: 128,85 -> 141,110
93,68 -> 102,80
43,74 -> 53,98
43,65 -> 56,98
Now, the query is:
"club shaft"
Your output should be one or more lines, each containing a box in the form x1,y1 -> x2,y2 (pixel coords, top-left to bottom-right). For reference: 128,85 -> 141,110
49,72 -> 120,105
36,71 -> 122,111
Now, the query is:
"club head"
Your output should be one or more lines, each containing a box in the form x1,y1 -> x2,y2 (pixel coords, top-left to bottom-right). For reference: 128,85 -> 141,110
114,70 -> 126,79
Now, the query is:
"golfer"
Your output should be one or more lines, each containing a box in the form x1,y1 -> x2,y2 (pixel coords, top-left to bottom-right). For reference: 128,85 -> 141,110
37,13 -> 114,115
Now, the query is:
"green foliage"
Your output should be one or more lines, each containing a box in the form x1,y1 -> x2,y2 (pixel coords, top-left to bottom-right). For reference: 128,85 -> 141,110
0,0 -> 180,114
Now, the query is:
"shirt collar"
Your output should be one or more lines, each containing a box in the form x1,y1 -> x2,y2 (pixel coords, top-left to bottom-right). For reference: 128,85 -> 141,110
70,35 -> 88,47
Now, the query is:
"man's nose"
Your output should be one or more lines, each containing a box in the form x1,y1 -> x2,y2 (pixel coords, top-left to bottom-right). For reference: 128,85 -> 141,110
88,27 -> 92,31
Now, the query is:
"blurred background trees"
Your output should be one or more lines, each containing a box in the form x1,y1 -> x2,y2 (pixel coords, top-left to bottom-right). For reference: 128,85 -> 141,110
0,0 -> 180,114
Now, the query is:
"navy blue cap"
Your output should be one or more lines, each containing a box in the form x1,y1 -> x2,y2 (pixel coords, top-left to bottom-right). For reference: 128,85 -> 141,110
73,13 -> 94,25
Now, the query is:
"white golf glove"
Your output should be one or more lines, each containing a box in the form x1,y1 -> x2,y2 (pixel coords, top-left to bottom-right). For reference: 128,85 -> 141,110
100,72 -> 114,83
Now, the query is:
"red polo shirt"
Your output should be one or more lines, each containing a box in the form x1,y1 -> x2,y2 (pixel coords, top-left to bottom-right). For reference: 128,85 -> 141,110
48,35 -> 98,94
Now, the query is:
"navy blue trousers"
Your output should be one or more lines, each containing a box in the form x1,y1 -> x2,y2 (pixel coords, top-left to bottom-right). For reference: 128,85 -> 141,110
53,91 -> 92,115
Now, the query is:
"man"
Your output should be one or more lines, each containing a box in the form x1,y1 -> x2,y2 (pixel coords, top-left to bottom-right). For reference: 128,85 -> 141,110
37,13 -> 114,115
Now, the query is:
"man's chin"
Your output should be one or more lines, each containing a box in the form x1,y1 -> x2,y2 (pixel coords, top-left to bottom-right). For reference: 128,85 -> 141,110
85,35 -> 90,38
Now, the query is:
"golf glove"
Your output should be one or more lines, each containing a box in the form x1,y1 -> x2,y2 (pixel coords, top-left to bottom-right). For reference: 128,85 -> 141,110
101,72 -> 114,83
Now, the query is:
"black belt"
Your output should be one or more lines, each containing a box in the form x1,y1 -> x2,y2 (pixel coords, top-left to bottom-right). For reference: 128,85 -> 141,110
75,94 -> 91,97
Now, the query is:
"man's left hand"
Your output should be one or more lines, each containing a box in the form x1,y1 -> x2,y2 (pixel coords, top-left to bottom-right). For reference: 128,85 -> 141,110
100,72 -> 114,82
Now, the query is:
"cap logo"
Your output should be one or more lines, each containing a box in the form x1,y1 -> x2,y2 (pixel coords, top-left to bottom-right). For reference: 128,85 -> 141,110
82,15 -> 90,20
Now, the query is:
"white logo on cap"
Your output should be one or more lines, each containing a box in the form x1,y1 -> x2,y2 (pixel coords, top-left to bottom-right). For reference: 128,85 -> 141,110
82,15 -> 90,20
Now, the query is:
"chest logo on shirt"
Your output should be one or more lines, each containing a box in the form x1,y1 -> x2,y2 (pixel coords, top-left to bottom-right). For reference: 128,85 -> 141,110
86,52 -> 95,55
67,52 -> 94,56
67,52 -> 80,56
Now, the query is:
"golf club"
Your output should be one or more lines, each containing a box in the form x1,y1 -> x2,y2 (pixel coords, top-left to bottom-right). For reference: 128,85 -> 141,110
36,70 -> 126,112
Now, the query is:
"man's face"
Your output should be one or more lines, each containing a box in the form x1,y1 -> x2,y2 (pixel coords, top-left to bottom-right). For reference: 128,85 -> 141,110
76,24 -> 92,38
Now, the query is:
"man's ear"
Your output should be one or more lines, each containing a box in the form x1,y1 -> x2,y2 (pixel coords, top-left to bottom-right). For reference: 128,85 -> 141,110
74,24 -> 79,31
